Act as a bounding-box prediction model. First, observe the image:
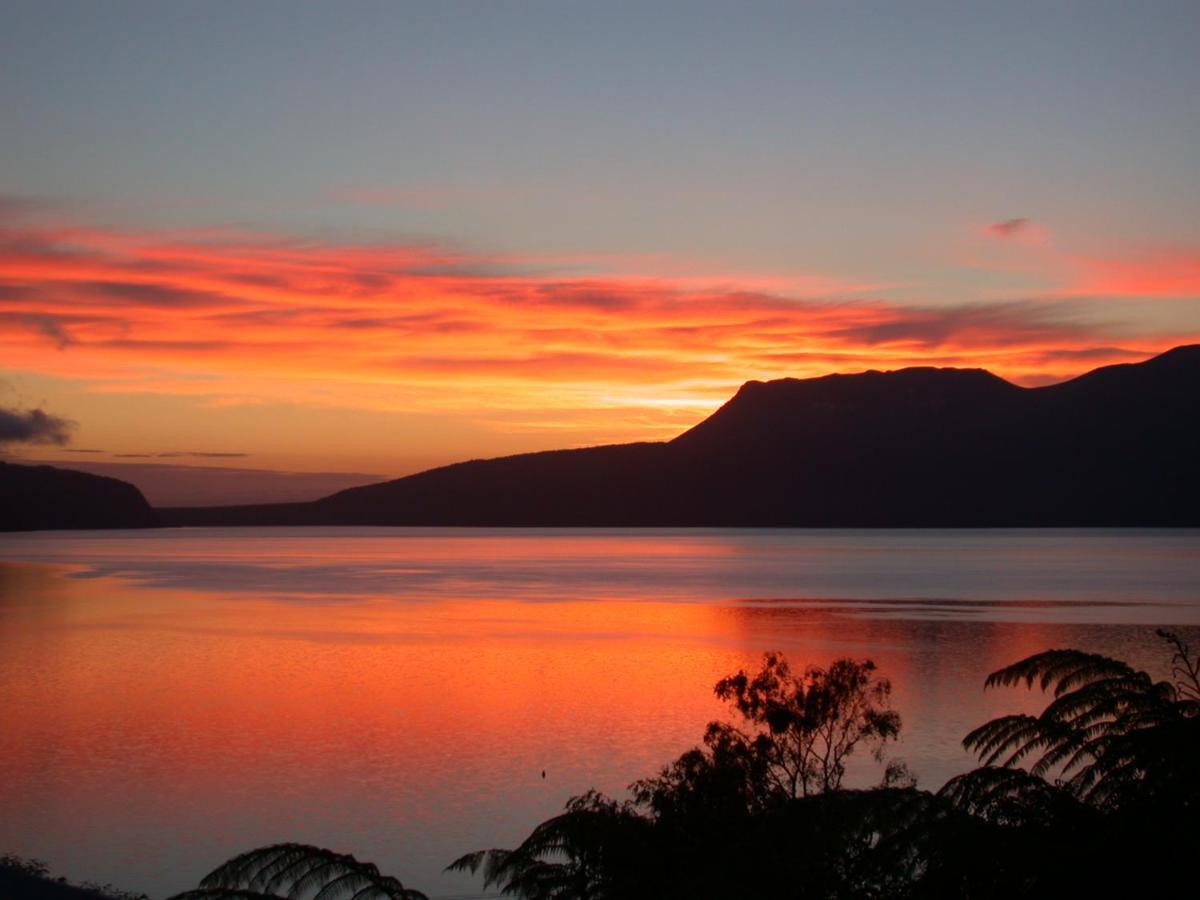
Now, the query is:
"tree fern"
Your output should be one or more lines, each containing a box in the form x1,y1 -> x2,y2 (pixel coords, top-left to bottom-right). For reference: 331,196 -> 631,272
170,844 -> 427,900
957,640 -> 1198,809
169,892 -> 293,900
447,791 -> 652,899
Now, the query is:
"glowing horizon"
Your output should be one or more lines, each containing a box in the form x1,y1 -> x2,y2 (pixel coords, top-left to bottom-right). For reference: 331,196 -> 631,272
3,211 -> 1198,478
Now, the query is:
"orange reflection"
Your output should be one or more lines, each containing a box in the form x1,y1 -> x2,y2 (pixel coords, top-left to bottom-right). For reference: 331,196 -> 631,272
0,533 -> 1192,899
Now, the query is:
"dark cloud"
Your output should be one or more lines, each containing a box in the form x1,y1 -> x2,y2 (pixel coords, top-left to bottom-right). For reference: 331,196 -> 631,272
0,407 -> 76,446
77,280 -> 238,309
986,218 -> 1030,238
21,312 -> 75,348
98,338 -> 228,352
523,284 -> 645,311
207,307 -> 327,327
405,261 -> 510,279
326,312 -> 475,332
228,272 -> 289,289
824,300 -> 1101,350
157,451 -> 249,458
330,316 -> 392,330
65,448 -> 104,453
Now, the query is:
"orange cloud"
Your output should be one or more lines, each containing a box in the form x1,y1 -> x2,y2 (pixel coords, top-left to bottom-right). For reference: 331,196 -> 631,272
1,217 -> 1195,452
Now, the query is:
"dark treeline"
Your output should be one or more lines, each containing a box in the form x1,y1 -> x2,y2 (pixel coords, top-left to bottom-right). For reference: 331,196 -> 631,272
0,855 -> 147,900
6,632 -> 1198,899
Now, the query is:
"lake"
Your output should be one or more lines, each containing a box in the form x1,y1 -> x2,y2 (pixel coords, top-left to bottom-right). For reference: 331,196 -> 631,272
2,528 -> 1198,899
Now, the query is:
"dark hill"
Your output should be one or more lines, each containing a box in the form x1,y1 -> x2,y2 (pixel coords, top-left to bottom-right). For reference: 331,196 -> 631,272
161,345 -> 1200,527
0,461 -> 159,532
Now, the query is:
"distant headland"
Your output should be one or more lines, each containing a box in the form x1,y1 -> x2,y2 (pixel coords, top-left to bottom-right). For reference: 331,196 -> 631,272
4,345 -> 1199,532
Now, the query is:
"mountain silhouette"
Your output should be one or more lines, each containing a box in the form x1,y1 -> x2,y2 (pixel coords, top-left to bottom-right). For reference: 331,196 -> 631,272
1,461 -> 159,531
161,345 -> 1200,528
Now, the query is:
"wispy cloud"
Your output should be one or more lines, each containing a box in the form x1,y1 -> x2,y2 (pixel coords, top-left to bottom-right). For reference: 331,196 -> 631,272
985,217 -> 1031,238
0,215 -> 1195,441
157,451 -> 249,458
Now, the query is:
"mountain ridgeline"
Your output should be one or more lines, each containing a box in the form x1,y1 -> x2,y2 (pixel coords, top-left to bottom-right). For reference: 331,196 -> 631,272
162,345 -> 1200,528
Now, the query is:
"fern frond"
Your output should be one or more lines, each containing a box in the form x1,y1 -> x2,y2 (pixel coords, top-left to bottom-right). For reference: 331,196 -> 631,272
984,649 -> 1134,695
199,844 -> 426,900
938,765 -> 1063,823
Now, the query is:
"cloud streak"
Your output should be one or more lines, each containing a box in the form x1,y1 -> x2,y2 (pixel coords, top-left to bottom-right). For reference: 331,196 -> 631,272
157,451 -> 249,458
0,216 -> 1196,443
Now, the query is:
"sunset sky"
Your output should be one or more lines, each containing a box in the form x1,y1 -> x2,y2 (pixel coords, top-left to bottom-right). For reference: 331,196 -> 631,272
3,2 -> 1199,501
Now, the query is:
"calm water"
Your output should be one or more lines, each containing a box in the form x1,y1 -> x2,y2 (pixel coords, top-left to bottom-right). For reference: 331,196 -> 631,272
2,528 -> 1199,899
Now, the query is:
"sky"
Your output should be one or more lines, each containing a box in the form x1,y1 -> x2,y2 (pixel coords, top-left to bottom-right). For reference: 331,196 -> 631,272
2,1 -> 1199,500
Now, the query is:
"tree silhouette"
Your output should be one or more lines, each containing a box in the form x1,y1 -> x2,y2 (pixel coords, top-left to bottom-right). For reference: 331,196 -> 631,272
710,653 -> 901,798
448,654 -> 906,899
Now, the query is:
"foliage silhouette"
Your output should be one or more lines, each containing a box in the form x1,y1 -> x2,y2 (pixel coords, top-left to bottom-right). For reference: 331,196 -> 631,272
926,631 -> 1200,897
449,638 -> 1199,899
154,637 -> 1198,900
946,633 -> 1200,807
0,854 -> 148,900
165,844 -> 427,900
446,790 -> 655,900
449,655 -> 908,899
1160,628 -> 1200,701
711,653 -> 901,797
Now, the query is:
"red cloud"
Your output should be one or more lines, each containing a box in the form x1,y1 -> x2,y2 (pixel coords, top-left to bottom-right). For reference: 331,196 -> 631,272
1,218 -> 1195,442
1072,250 -> 1200,299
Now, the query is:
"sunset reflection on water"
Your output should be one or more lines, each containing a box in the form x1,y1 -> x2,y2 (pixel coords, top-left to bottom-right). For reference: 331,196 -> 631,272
1,528 -> 1197,898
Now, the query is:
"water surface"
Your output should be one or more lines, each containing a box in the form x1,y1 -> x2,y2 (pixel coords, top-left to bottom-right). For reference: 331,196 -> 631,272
2,528 -> 1198,898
